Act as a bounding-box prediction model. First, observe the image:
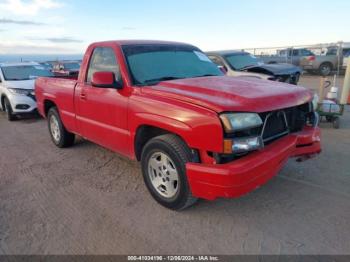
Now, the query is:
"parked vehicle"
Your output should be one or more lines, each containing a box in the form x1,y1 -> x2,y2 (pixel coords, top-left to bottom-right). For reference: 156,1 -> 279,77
35,40 -> 321,210
39,62 -> 53,71
207,50 -> 302,84
300,44 -> 350,76
52,61 -> 81,77
257,48 -> 315,66
343,51 -> 350,68
0,62 -> 53,121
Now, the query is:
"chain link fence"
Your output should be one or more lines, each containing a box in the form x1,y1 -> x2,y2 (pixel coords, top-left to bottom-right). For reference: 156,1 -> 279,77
242,41 -> 350,76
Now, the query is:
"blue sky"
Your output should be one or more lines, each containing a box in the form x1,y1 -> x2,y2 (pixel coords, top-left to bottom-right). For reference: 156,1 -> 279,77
0,0 -> 349,54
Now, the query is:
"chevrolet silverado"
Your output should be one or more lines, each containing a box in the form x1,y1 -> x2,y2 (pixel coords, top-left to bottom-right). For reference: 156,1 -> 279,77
35,40 -> 321,210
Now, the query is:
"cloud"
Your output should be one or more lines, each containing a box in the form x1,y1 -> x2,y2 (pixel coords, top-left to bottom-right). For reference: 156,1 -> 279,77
45,37 -> 83,43
0,0 -> 62,16
28,37 -> 83,43
121,27 -> 136,31
0,18 -> 45,25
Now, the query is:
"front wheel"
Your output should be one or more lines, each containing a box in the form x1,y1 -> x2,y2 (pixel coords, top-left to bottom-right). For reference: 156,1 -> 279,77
141,134 -> 198,210
333,117 -> 340,129
292,73 -> 300,85
4,97 -> 16,121
47,107 -> 75,148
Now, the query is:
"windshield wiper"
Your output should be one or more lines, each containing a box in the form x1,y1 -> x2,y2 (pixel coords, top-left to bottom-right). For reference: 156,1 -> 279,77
239,64 -> 258,71
142,76 -> 182,85
7,78 -> 28,81
193,74 -> 218,78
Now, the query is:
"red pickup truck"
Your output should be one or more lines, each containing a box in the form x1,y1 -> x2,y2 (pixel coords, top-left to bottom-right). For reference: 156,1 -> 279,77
35,40 -> 321,210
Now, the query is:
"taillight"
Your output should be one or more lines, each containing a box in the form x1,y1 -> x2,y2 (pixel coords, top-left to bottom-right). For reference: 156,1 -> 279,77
307,56 -> 316,61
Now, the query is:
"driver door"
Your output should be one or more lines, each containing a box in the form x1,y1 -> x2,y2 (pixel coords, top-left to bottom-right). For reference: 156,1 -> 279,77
75,46 -> 129,155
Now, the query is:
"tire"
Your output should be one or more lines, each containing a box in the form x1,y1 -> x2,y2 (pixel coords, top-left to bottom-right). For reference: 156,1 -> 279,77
4,97 -> 16,121
326,116 -> 333,122
319,63 -> 333,76
292,73 -> 300,85
47,107 -> 75,148
141,134 -> 198,210
333,117 -> 340,129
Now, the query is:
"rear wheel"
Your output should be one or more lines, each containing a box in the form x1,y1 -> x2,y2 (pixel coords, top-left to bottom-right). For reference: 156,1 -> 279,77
141,134 -> 198,210
47,107 -> 75,148
4,97 -> 16,121
319,63 -> 333,76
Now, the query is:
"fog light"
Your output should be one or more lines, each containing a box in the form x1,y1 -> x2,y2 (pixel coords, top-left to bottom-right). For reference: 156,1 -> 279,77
15,104 -> 30,110
232,136 -> 263,154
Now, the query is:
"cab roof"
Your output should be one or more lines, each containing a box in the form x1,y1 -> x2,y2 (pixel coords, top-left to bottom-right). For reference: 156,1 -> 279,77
90,40 -> 196,47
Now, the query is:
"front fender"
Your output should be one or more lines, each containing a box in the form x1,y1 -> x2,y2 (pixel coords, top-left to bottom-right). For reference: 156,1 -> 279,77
129,97 -> 224,156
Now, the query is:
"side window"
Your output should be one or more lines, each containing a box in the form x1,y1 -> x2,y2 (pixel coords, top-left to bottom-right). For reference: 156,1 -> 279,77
292,49 -> 299,56
209,56 -> 224,67
86,47 -> 121,83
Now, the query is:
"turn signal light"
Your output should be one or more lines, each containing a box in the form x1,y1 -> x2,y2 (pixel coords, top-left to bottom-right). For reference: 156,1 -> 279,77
223,139 -> 233,154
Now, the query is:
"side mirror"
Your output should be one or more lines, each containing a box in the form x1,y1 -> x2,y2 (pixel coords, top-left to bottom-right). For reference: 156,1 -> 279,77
218,65 -> 228,74
91,71 -> 122,89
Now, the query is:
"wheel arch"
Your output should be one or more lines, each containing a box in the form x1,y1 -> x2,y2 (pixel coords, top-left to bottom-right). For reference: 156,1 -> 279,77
134,124 -> 192,161
0,94 -> 6,110
43,99 -> 57,117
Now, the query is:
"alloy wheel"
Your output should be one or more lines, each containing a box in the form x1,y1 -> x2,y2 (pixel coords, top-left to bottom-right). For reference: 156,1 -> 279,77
147,151 -> 179,198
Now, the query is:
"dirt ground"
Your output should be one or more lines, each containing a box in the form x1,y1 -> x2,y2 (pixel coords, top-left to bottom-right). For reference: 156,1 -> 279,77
0,76 -> 349,255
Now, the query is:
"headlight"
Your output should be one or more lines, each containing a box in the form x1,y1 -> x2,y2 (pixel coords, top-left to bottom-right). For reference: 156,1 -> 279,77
7,88 -> 32,96
312,93 -> 319,111
220,113 -> 263,133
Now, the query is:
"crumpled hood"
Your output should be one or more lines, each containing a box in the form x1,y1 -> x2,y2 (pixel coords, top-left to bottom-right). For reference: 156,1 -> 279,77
3,79 -> 35,90
245,63 -> 301,75
141,76 -> 312,113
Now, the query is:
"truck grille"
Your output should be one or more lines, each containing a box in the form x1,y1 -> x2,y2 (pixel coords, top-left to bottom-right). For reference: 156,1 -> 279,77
259,103 -> 310,144
220,102 -> 314,163
225,102 -> 312,144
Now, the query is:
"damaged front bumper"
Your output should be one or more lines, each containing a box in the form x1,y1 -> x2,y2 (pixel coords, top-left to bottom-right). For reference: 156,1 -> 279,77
186,126 -> 321,200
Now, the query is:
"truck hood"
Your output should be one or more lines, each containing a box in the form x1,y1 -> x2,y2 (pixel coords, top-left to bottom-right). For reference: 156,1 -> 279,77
2,79 -> 35,90
244,63 -> 301,75
141,76 -> 312,113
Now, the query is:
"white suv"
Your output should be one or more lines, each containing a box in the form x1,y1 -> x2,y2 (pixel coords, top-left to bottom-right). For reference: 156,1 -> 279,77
0,62 -> 53,121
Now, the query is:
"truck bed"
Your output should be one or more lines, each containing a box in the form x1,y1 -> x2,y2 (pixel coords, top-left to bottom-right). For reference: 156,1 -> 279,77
35,76 -> 78,132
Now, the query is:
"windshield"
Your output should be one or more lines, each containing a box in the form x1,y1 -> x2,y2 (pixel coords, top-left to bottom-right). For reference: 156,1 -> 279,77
122,44 -> 222,85
1,65 -> 53,81
63,63 -> 80,70
224,53 -> 262,70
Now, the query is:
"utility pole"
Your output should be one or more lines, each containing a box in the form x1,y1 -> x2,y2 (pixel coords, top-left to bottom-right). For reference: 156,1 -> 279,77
340,55 -> 350,105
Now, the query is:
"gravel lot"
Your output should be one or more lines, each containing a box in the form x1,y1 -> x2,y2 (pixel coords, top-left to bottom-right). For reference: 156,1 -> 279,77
0,76 -> 349,255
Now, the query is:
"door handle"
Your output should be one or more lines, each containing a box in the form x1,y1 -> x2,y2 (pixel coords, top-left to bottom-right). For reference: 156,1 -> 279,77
80,93 -> 87,100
